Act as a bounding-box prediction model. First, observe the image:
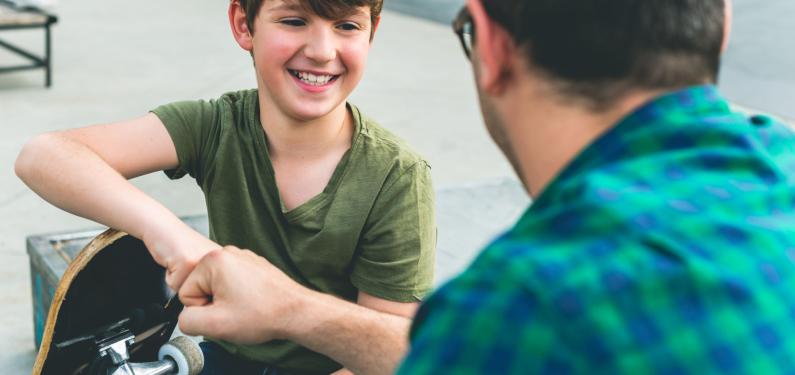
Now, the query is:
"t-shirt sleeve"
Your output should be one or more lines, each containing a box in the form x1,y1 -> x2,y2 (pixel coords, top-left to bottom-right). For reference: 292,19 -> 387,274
150,99 -> 221,182
350,160 -> 436,303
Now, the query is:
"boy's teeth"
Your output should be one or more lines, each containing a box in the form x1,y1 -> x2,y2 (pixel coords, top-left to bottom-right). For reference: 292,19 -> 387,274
293,70 -> 334,86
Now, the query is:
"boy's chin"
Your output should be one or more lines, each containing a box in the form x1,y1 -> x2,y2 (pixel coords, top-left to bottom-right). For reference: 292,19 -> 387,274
286,102 -> 344,122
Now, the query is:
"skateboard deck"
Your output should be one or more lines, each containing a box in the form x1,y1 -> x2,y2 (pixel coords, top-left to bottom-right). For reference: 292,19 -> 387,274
32,229 -> 182,375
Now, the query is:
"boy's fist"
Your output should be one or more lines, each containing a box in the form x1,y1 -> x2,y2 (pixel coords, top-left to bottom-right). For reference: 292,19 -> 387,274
144,225 -> 219,291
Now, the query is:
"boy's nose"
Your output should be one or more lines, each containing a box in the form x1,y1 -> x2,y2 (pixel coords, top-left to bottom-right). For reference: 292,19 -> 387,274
303,28 -> 337,63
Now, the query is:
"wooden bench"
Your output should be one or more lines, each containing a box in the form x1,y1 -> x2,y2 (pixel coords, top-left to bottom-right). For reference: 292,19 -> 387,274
0,0 -> 57,87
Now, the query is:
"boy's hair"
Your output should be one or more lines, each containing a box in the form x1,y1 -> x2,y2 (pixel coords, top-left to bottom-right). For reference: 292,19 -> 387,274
238,0 -> 383,38
483,0 -> 726,110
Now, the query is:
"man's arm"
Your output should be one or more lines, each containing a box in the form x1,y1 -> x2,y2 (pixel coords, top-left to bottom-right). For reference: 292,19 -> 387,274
326,292 -> 417,375
178,247 -> 412,375
290,291 -> 413,375
14,114 -> 218,289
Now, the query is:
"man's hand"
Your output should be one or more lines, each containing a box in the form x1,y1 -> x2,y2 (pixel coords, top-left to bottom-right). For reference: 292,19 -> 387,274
177,246 -> 412,375
177,246 -> 309,344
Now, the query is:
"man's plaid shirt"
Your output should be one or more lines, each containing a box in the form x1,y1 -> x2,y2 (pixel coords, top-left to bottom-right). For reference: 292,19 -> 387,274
398,86 -> 795,374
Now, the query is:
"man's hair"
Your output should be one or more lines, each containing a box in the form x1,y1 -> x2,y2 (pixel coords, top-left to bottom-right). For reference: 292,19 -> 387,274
483,0 -> 726,110
238,0 -> 383,38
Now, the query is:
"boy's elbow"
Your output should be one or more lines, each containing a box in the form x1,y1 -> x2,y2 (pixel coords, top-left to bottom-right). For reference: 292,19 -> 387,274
15,133 -> 59,181
15,136 -> 40,181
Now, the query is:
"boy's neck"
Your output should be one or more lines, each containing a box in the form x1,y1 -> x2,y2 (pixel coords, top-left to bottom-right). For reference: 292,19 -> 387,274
258,100 -> 354,161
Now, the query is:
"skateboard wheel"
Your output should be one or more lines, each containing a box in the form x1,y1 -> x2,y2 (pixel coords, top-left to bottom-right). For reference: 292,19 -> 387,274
158,336 -> 204,375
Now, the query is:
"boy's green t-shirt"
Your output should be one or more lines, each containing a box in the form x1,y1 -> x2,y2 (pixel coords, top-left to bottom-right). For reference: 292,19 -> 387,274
152,89 -> 435,374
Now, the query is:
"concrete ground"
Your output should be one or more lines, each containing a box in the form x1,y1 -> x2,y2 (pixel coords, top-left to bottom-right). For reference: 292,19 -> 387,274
1,0 -> 793,373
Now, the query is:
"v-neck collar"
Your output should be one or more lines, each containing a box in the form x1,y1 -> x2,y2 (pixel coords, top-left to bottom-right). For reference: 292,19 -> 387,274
249,96 -> 364,222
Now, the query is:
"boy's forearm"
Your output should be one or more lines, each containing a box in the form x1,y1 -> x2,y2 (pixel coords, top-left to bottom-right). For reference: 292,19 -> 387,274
15,133 -> 187,248
17,132 -> 219,290
15,134 -> 209,266
286,290 -> 411,375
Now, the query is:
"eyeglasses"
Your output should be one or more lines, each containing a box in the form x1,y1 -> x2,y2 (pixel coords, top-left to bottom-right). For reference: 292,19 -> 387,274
452,6 -> 474,59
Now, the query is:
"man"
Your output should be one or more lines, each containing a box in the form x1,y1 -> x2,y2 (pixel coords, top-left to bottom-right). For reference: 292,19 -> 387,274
179,0 -> 795,373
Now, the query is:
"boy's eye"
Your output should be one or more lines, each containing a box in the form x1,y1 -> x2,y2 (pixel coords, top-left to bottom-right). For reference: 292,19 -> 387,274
336,22 -> 361,31
280,18 -> 306,27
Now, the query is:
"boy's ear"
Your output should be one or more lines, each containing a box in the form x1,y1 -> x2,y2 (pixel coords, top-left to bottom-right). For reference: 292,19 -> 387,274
229,0 -> 254,51
373,16 -> 381,35
368,15 -> 381,43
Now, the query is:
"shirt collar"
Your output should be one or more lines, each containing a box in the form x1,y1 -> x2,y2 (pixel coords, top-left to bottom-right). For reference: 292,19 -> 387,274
531,85 -> 731,208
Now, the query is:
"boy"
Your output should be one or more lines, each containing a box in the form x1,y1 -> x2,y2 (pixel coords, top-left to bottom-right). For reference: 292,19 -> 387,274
15,0 -> 435,374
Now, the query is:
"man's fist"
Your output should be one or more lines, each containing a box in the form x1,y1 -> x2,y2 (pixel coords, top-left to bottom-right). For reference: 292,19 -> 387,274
177,246 -> 309,344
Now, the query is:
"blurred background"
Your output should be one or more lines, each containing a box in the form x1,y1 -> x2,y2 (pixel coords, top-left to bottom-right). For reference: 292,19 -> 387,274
1,0 -> 793,372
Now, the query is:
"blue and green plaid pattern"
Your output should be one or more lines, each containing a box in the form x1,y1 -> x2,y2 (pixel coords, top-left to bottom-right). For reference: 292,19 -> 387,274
398,86 -> 795,374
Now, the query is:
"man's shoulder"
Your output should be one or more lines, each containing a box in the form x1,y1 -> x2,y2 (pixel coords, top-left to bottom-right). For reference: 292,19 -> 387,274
469,143 -> 795,293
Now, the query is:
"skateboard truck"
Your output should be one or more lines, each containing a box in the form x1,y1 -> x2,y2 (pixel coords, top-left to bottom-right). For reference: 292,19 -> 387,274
91,331 -> 202,375
54,299 -> 203,375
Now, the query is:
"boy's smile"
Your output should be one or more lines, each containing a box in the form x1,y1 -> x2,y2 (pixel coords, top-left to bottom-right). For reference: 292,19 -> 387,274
287,68 -> 341,92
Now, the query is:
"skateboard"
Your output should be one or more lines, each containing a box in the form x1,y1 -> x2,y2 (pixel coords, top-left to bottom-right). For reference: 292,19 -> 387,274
32,229 -> 203,375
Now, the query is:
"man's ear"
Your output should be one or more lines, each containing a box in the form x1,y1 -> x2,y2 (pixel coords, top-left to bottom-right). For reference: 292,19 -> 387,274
721,0 -> 733,54
467,0 -> 515,95
229,0 -> 254,51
